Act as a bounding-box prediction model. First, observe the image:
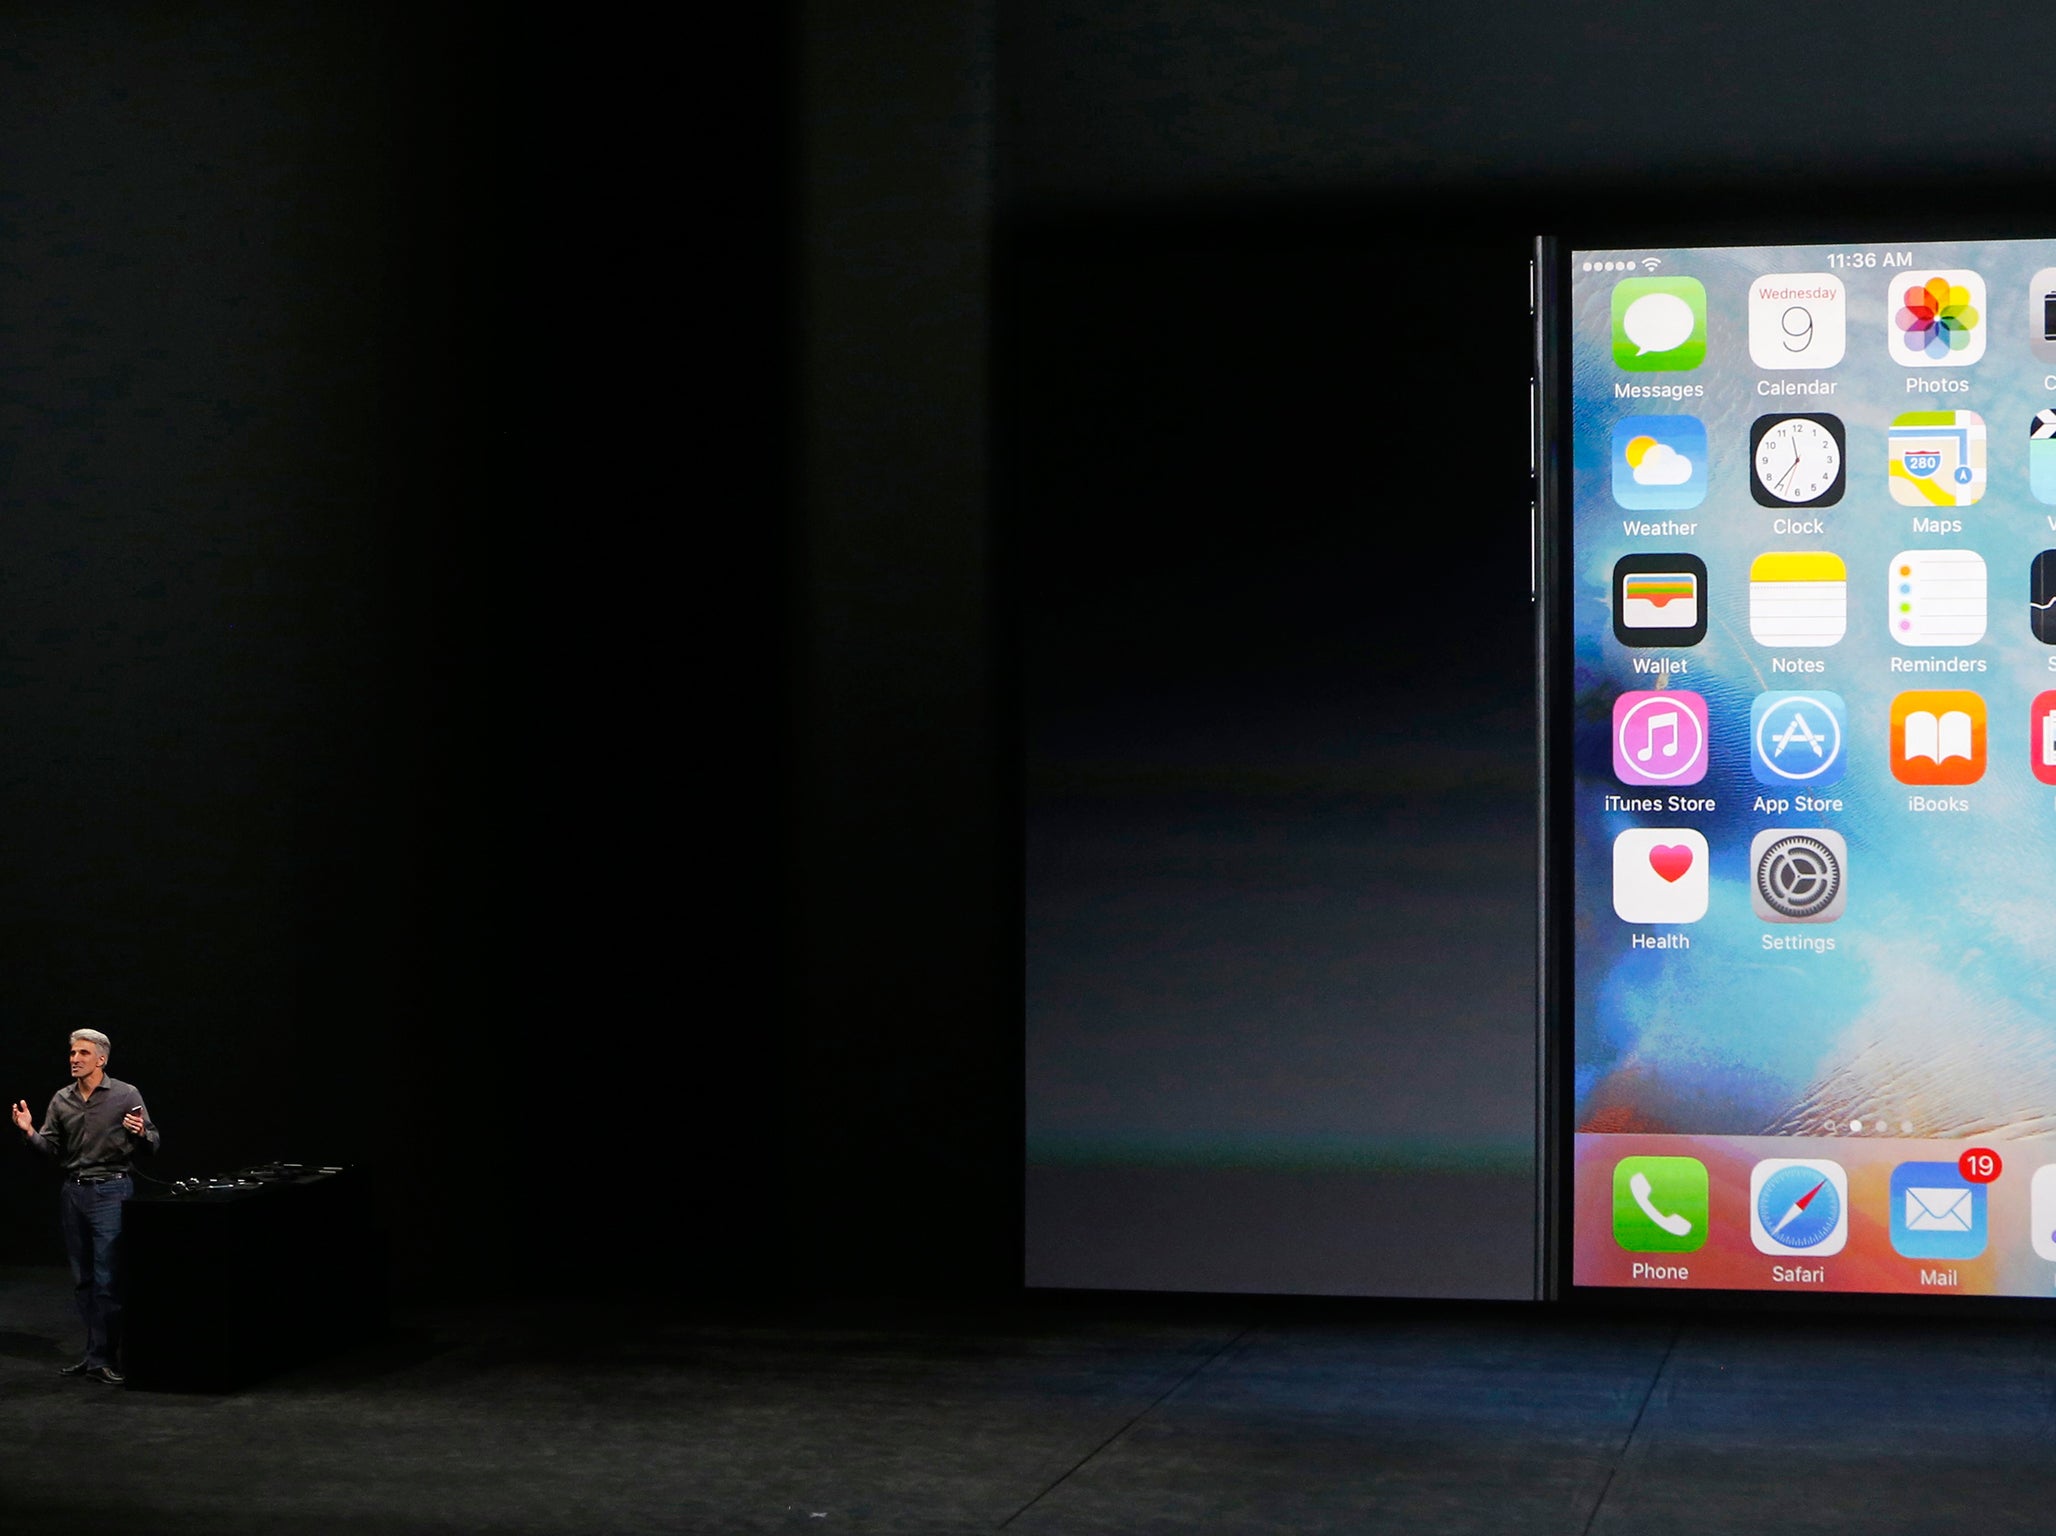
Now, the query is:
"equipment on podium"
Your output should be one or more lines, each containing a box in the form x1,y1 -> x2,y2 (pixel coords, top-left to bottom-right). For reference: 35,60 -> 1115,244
123,1163 -> 385,1391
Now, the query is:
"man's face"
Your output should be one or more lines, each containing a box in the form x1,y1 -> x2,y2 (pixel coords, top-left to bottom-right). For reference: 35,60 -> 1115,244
68,1040 -> 103,1079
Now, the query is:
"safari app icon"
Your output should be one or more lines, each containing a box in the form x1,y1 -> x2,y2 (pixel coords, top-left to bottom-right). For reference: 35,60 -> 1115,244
1613,276 -> 1707,371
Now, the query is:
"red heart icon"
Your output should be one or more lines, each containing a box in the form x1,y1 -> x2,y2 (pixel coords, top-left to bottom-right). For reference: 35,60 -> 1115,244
1647,844 -> 1693,883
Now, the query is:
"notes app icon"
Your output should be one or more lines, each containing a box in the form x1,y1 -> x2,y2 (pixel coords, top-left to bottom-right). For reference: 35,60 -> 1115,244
1890,549 -> 1986,647
1890,690 -> 1985,785
1750,552 -> 1846,648
1613,554 -> 1707,647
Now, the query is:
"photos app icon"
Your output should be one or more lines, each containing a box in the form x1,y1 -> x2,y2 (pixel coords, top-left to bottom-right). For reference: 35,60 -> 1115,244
1889,270 -> 1986,367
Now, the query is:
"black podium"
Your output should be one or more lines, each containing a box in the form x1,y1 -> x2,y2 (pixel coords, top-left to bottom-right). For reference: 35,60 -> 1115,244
123,1164 -> 386,1391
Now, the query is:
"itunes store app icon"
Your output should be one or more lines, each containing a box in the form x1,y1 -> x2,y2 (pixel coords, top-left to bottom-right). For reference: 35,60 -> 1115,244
1613,828 -> 1710,924
1614,690 -> 1710,785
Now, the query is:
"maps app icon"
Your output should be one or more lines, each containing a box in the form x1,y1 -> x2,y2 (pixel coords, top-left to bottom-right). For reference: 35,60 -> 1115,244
1613,554 -> 1708,647
1751,692 -> 1847,786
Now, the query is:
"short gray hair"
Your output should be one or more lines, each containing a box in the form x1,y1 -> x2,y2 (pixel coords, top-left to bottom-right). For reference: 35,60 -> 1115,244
69,1029 -> 111,1064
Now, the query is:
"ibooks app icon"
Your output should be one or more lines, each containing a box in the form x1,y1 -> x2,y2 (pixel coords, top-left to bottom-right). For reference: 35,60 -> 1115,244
1890,690 -> 1986,785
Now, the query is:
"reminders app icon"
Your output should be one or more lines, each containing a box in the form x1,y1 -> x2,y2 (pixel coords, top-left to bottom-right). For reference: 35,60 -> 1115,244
1890,549 -> 1986,647
1614,554 -> 1707,647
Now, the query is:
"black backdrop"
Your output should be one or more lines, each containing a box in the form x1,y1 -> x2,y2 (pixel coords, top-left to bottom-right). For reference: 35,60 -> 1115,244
0,4 -> 728,1297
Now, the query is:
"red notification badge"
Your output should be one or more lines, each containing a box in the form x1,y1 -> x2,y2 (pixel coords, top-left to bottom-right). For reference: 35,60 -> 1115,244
1958,1147 -> 2002,1184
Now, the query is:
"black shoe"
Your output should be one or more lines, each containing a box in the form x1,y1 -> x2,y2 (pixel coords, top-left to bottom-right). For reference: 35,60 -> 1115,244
58,1359 -> 92,1377
86,1365 -> 124,1385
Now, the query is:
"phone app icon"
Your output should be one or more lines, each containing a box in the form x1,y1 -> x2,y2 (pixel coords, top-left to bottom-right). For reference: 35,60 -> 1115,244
1750,692 -> 1847,786
1613,1156 -> 1709,1253
1749,272 -> 1847,370
1613,554 -> 1707,647
1889,549 -> 1986,647
1750,1158 -> 1849,1257
1612,829 -> 1709,924
1750,551 -> 1846,648
1888,411 -> 1986,507
1889,269 -> 1987,367
1613,277 -> 1707,371
1889,1161 -> 1987,1261
1750,414 -> 1846,507
2032,552 -> 2056,643
2033,1165 -> 2056,1262
2029,268 -> 2056,365
2032,691 -> 2056,787
1613,690 -> 1709,785
1890,690 -> 1986,785
1611,416 -> 1707,510
1750,829 -> 1847,923
2032,411 -> 2056,505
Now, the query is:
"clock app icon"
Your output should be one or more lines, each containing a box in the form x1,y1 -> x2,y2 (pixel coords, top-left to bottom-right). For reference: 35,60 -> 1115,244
1751,413 -> 1846,507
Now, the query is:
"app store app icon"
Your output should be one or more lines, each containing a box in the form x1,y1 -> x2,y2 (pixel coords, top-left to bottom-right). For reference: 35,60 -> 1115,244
1751,692 -> 1847,786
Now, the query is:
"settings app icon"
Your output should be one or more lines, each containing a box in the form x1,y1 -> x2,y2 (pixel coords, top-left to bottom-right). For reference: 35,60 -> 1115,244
1750,829 -> 1847,923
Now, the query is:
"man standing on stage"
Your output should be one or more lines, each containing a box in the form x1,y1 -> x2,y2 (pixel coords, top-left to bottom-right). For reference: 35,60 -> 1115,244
10,1030 -> 160,1384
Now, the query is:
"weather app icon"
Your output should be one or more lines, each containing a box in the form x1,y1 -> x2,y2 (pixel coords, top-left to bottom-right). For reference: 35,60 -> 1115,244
1750,691 -> 1847,786
1612,415 -> 1708,511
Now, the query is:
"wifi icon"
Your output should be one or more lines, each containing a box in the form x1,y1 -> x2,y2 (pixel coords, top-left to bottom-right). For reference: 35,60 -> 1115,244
1642,258 -> 1662,272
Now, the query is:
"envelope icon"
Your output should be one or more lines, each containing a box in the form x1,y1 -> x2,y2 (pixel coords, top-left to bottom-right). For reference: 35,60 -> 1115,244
1903,1186 -> 1973,1231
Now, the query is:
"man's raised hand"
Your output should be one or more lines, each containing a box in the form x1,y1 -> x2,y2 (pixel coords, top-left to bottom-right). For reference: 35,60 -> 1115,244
10,1101 -> 32,1135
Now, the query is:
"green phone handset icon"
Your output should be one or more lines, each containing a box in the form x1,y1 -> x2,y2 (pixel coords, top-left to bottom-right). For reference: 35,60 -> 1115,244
1612,1156 -> 1709,1253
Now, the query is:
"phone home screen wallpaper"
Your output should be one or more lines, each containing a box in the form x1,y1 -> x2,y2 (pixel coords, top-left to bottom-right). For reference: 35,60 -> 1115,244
1568,239 -> 2056,1298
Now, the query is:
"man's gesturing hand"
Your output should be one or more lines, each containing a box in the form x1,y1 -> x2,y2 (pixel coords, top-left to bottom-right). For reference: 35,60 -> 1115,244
122,1108 -> 146,1136
10,1101 -> 32,1136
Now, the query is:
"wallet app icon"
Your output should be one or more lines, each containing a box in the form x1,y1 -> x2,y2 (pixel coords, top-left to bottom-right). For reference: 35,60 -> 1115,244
1889,1160 -> 1987,1261
1613,554 -> 1708,647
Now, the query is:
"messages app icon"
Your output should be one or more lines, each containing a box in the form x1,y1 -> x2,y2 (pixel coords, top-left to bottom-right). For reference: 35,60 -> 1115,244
1889,1161 -> 1986,1261
1613,277 -> 1707,371
1613,1156 -> 1709,1253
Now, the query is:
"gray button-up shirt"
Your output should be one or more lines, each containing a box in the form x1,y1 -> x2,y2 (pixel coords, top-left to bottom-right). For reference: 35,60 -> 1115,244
25,1075 -> 161,1177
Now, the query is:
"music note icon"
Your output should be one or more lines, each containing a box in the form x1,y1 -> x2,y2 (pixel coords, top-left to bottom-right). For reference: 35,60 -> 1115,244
1634,711 -> 1681,762
1614,691 -> 1709,785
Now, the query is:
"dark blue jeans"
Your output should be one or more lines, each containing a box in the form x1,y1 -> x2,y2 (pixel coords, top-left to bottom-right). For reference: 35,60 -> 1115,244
60,1175 -> 131,1369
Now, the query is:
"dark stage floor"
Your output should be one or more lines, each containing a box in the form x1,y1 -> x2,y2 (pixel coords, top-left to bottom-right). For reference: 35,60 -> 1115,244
2,1268 -> 2051,1533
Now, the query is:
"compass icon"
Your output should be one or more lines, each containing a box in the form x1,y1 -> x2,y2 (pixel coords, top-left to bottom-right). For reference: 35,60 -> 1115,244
1750,1158 -> 1849,1256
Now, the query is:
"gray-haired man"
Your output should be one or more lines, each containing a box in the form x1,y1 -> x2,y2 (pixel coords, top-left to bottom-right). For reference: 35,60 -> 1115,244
10,1031 -> 160,1384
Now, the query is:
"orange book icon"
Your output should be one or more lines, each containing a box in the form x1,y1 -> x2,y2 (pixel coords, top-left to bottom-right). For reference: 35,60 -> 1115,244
1890,690 -> 1986,784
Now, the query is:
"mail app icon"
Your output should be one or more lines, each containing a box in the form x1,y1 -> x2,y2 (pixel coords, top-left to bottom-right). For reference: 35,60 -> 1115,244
1904,1187 -> 1973,1231
1889,1161 -> 1987,1260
